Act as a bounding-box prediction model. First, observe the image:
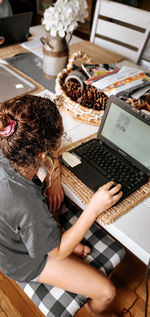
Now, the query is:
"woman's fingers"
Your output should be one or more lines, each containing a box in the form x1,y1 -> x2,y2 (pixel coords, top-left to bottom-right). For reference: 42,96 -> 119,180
112,190 -> 123,204
102,181 -> 115,190
48,197 -> 52,211
60,188 -> 64,202
51,190 -> 64,211
101,181 -> 122,195
56,193 -> 63,210
52,196 -> 57,211
97,181 -> 123,208
109,183 -> 122,194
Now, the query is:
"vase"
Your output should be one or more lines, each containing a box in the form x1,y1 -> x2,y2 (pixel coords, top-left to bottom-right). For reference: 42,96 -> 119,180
41,33 -> 69,79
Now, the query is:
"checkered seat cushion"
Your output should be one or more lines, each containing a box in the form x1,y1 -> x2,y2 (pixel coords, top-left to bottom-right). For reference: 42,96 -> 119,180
17,197 -> 126,317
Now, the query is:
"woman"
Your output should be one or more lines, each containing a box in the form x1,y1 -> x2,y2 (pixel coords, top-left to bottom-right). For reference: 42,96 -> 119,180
0,94 -> 122,317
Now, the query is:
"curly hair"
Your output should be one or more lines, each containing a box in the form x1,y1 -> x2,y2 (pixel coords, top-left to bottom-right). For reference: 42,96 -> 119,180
0,94 -> 63,166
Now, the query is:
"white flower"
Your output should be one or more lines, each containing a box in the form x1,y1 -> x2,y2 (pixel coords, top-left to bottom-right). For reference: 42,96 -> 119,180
42,0 -> 88,38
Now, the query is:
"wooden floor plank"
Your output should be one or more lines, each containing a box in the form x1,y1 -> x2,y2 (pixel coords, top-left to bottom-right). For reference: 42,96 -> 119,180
0,311 -> 7,317
0,306 -> 7,317
0,289 -> 21,317
0,275 -> 44,317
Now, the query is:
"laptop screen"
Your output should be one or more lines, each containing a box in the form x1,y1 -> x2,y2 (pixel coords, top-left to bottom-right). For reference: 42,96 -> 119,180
100,101 -> 150,172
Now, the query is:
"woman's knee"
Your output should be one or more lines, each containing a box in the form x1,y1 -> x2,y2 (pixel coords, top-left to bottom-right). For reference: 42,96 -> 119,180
104,282 -> 116,304
97,279 -> 116,304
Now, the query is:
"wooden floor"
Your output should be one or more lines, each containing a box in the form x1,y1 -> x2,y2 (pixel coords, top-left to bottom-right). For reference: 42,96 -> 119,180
77,250 -> 150,317
0,250 -> 150,317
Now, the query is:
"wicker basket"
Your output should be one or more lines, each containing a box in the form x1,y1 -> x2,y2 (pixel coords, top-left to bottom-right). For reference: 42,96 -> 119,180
55,51 -> 150,126
55,50 -> 107,126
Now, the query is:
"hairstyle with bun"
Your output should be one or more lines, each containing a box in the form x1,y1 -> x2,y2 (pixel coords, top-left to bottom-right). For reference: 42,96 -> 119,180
0,94 -> 63,166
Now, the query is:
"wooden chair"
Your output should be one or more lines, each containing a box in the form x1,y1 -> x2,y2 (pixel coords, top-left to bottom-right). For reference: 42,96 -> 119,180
90,0 -> 150,64
17,198 -> 126,317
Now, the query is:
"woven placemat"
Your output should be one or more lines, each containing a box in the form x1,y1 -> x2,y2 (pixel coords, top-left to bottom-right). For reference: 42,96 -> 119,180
60,135 -> 150,225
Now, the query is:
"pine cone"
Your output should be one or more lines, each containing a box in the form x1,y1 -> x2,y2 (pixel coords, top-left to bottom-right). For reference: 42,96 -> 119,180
64,78 -> 108,111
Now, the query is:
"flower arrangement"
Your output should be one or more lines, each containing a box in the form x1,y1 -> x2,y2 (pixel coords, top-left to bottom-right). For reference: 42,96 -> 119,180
42,0 -> 89,38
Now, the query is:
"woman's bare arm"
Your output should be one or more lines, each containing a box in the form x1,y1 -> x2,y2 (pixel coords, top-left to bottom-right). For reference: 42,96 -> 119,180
49,182 -> 122,260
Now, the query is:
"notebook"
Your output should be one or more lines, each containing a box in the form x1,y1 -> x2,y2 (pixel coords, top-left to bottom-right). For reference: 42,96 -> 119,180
0,63 -> 36,102
62,96 -> 150,202
0,12 -> 32,47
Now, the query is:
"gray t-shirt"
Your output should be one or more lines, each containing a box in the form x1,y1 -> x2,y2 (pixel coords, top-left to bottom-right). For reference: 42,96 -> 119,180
0,151 -> 60,282
0,0 -> 13,18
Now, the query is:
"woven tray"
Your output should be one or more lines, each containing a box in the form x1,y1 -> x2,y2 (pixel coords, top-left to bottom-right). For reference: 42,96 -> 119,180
60,135 -> 150,225
55,51 -> 106,126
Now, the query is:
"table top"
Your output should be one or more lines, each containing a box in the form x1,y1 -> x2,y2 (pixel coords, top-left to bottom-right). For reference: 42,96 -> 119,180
0,25 -> 150,266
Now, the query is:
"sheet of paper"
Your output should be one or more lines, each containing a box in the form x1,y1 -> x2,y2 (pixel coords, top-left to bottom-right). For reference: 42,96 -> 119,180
131,85 -> 150,99
92,66 -> 150,97
62,152 -> 81,167
92,66 -> 141,90
21,39 -> 43,59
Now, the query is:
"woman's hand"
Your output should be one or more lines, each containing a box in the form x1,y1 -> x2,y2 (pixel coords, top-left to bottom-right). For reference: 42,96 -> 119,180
46,175 -> 64,212
41,152 -> 64,212
87,181 -> 123,219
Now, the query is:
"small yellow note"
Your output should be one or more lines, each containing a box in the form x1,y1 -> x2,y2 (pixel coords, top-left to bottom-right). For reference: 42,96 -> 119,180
62,152 -> 81,168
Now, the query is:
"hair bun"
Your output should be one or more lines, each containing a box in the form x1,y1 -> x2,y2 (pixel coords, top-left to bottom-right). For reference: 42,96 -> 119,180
0,115 -> 17,137
0,114 -> 8,131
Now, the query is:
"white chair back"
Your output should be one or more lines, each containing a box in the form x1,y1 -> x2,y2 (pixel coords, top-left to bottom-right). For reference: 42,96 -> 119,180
90,0 -> 150,64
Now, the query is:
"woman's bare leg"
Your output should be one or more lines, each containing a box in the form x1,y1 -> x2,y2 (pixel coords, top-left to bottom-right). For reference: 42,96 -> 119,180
37,254 -> 116,316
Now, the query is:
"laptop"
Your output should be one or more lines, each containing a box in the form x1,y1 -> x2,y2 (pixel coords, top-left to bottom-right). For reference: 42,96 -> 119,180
62,96 -> 150,202
0,63 -> 36,102
0,12 -> 32,47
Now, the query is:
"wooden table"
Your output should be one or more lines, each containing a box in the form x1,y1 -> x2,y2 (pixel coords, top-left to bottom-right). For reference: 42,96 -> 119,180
69,40 -> 123,64
0,39 -> 123,62
0,43 -> 27,60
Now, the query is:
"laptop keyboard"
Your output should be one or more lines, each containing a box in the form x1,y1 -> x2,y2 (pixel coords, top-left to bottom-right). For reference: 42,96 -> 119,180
74,139 -> 146,194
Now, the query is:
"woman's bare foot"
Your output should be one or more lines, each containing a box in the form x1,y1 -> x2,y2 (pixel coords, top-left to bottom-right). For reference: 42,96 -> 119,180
72,243 -> 91,258
85,302 -> 118,317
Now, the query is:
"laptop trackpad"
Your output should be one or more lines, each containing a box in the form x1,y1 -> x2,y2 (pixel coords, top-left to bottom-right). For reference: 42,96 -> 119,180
73,162 -> 108,191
